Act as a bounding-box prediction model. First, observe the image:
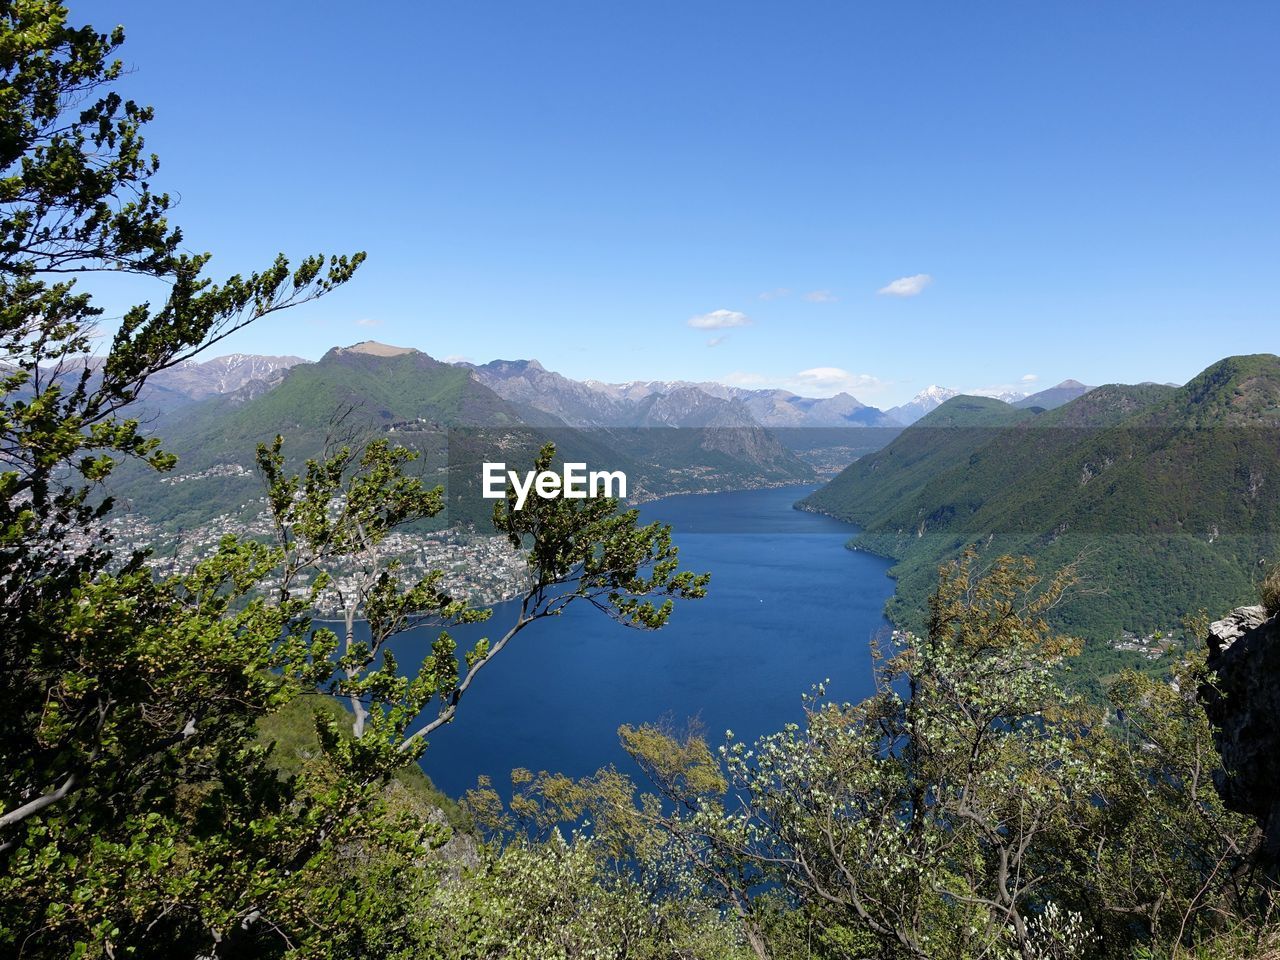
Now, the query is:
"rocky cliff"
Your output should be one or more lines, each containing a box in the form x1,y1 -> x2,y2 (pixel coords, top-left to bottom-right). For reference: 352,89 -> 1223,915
1202,604 -> 1280,864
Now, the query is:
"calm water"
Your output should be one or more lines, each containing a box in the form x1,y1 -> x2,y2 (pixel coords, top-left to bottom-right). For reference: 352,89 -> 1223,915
384,485 -> 895,799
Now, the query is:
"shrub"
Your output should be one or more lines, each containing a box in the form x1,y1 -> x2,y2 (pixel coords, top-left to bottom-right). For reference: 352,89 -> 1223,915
1262,565 -> 1280,618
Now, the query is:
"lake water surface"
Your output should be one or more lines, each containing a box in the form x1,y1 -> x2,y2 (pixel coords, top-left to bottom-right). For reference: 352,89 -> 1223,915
387,484 -> 896,799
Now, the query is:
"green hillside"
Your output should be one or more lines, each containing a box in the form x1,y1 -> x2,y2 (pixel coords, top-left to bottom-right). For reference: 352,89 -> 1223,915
159,345 -> 523,454
799,356 -> 1280,649
114,344 -> 812,530
112,345 -> 525,528
799,395 -> 1036,528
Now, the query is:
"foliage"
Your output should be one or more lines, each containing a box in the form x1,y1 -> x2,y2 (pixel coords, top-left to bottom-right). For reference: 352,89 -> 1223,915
3,5 -> 1277,959
3,421 -> 709,957
800,370 -> 1280,657
251,433 -> 707,763
469,552 -> 1274,960
690,552 -> 1112,960
255,689 -> 470,834
1087,653 -> 1263,950
1262,564 -> 1280,618
0,5 -> 709,955
422,832 -> 750,960
493,441 -> 711,631
0,0 -> 364,574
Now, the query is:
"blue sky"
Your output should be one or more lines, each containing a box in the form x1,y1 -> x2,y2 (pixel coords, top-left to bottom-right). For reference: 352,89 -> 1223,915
94,1 -> 1277,406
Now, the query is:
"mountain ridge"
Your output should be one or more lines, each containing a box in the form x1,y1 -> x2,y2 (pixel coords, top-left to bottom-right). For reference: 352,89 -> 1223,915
799,355 -> 1280,644
1013,378 -> 1094,409
475,362 -> 900,430
97,342 -> 1109,433
114,342 -> 814,529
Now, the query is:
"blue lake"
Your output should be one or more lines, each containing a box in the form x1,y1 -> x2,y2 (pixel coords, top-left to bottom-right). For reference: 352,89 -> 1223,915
386,484 -> 896,799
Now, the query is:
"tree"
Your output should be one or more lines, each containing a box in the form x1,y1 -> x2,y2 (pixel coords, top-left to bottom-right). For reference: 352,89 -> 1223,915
0,5 -> 709,956
625,556 -> 1269,960
625,552 -> 1105,960
2,0 -> 361,931
1085,648 -> 1262,950
470,554 -> 1102,960
251,434 -> 707,786
0,0 -> 364,847
457,551 -> 1277,960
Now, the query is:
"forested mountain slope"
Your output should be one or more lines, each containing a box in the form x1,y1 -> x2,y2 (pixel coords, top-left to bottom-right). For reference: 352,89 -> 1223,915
800,355 -> 1280,643
113,342 -> 812,528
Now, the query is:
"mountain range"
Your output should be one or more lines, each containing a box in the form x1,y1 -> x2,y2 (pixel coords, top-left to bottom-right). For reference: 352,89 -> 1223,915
115,342 -> 816,528
149,353 -> 306,400
99,343 -> 1126,532
91,341 -> 1280,698
799,354 -> 1280,647
119,344 -> 1098,431
1012,378 -> 1094,410
466,360 -> 901,429
102,341 -> 1280,658
884,379 -> 1097,425
27,353 -> 309,413
886,385 -> 961,425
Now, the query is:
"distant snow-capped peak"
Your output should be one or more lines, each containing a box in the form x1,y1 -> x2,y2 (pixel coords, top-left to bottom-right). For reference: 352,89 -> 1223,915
915,385 -> 959,403
969,387 -> 1027,403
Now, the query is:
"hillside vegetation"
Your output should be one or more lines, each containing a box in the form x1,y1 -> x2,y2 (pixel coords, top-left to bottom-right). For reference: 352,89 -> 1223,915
800,355 -> 1280,646
6,6 -> 1278,955
114,342 -> 813,529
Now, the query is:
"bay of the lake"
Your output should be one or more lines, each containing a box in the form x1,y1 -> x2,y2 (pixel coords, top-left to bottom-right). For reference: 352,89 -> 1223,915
382,484 -> 896,799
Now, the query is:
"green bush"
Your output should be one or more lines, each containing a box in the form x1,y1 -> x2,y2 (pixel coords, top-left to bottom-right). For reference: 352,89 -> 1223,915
1262,565 -> 1280,618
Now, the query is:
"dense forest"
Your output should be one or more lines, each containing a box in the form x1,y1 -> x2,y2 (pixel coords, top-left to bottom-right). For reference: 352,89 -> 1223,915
800,369 -> 1280,652
2,4 -> 1279,958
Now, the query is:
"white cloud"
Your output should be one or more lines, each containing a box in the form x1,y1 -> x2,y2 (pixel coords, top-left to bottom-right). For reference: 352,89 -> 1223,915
1020,373 -> 1039,383
706,335 -> 728,348
757,288 -> 790,301
719,367 -> 885,397
794,367 -> 883,393
688,308 -> 751,329
804,290 -> 838,303
443,354 -> 472,364
877,274 -> 933,297
355,317 -> 382,327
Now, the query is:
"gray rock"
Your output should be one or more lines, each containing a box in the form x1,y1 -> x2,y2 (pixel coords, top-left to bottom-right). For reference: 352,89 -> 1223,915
1201,605 -> 1280,862
1207,605 -> 1270,656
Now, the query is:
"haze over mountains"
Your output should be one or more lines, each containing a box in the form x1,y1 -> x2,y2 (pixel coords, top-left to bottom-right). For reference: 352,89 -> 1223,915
464,358 -> 901,429
133,340 -> 1099,430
